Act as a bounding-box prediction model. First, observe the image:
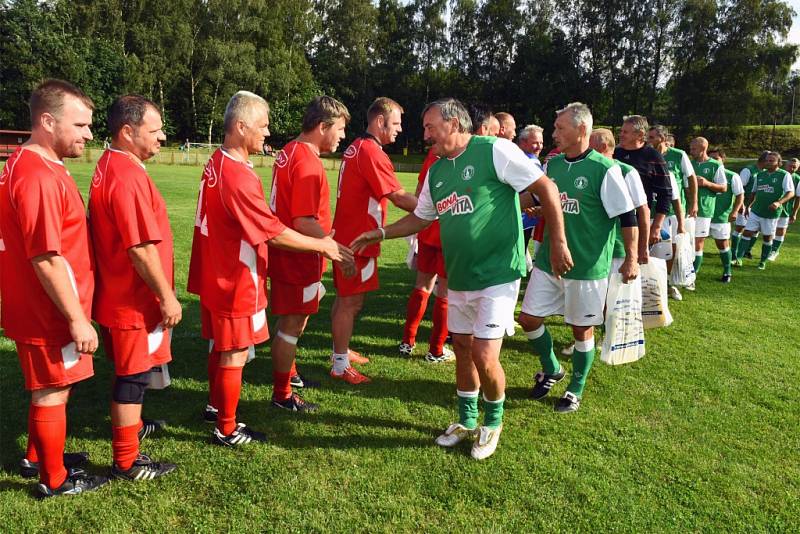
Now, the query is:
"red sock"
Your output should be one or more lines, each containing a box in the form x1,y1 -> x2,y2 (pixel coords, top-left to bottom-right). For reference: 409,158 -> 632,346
289,360 -> 297,377
112,423 -> 140,471
403,288 -> 430,345
429,297 -> 449,356
26,402 -> 39,462
30,403 -> 67,489
208,349 -> 220,407
273,369 -> 292,401
215,365 -> 243,435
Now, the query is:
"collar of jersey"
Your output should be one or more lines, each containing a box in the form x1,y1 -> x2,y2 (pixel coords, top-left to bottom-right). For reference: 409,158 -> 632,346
21,146 -> 64,167
108,147 -> 146,169
360,132 -> 381,146
220,147 -> 254,168
564,147 -> 593,163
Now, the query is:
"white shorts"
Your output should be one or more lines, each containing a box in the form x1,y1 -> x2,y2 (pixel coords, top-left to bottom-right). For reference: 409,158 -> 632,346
777,217 -> 790,229
695,217 -> 711,238
735,212 -> 748,228
521,267 -> 608,327
709,222 -> 731,240
610,257 -> 624,277
661,215 -> 679,239
744,213 -> 778,237
447,280 -> 520,339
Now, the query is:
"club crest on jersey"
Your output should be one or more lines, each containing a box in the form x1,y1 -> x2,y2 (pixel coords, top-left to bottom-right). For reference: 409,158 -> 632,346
560,191 -> 580,214
574,176 -> 588,190
436,191 -> 474,216
462,165 -> 475,181
274,149 -> 289,168
203,160 -> 219,187
344,145 -> 357,159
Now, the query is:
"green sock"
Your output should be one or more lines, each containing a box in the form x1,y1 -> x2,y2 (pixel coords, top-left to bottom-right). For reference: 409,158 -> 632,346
720,249 -> 732,275
457,390 -> 479,429
772,238 -> 784,253
743,237 -> 757,257
693,252 -> 703,273
482,395 -> 505,429
760,242 -> 772,263
567,340 -> 596,397
526,326 -> 559,375
731,233 -> 741,255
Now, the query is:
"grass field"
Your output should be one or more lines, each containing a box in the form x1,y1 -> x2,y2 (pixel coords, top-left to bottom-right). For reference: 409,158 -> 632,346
1,160 -> 799,532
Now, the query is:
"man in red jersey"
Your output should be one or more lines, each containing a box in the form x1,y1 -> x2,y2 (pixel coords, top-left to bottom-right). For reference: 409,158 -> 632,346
188,91 -> 350,446
398,147 -> 453,363
329,97 -> 418,384
0,79 -> 108,497
89,95 -> 179,481
267,96 -> 353,411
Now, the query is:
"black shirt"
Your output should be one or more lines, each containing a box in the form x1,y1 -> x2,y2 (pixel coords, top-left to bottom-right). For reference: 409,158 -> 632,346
613,145 -> 672,215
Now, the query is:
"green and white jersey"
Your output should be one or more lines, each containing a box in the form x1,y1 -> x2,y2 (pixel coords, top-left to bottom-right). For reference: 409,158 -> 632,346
613,160 -> 647,259
691,158 -> 726,217
749,168 -> 794,219
537,149 -> 634,279
739,164 -> 759,189
711,169 -> 744,224
781,173 -> 799,217
415,136 -> 543,291
663,147 -> 692,214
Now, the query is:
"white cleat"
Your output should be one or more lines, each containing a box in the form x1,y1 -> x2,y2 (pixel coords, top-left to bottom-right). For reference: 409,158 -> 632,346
435,423 -> 477,447
561,343 -> 575,356
668,285 -> 683,301
471,425 -> 503,460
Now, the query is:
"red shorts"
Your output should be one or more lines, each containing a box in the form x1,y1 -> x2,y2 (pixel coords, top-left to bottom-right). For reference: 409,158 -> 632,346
416,242 -> 447,278
100,325 -> 172,376
200,305 -> 269,352
333,255 -> 379,297
269,280 -> 325,316
16,341 -> 94,391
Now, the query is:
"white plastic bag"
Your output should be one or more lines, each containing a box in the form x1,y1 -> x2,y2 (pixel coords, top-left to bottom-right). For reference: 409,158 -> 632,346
670,231 -> 696,287
640,257 -> 673,329
405,234 -> 418,270
148,363 -> 171,389
601,274 -> 646,365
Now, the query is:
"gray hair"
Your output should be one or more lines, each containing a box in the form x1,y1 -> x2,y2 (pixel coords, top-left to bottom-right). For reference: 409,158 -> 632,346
623,114 -> 649,136
519,124 -> 544,140
422,98 -> 473,134
223,91 -> 270,133
557,102 -> 593,133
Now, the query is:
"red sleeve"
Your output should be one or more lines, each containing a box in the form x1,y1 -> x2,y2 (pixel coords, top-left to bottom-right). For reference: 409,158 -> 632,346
13,175 -> 65,259
360,145 -> 401,199
289,157 -> 324,220
221,173 -> 286,246
109,175 -> 163,250
417,150 -> 438,186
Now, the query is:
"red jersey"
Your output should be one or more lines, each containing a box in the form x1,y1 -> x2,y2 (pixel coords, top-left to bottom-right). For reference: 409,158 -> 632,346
0,147 -> 94,345
88,149 -> 174,329
187,148 -> 286,317
267,140 -> 331,285
332,135 -> 401,257
416,149 -> 441,248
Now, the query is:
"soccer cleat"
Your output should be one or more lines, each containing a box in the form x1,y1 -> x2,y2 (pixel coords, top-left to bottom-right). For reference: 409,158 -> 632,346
329,366 -> 371,384
212,422 -> 267,447
721,274 -> 732,283
425,346 -> 455,363
768,250 -> 779,262
470,425 -> 503,460
398,342 -> 415,356
744,252 -> 753,260
530,367 -> 566,400
37,468 -> 109,498
111,453 -> 177,482
684,282 -> 696,292
732,258 -> 743,267
290,373 -> 320,389
203,404 -> 218,423
757,261 -> 766,270
20,451 -> 90,479
348,350 -> 369,365
435,423 -> 478,447
668,285 -> 683,301
561,344 -> 574,356
138,418 -> 166,441
554,391 -> 581,413
271,392 -> 319,413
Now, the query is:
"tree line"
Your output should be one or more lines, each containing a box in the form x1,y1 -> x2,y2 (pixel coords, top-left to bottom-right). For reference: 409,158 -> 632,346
0,0 -> 797,151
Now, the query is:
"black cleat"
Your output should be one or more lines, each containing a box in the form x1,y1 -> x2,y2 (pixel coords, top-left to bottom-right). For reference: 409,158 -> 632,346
20,451 -> 89,479
290,373 -> 320,389
554,391 -> 581,413
138,418 -> 166,442
111,453 -> 177,481
530,367 -> 566,400
203,404 -> 218,423
272,393 -> 319,413
212,422 -> 267,447
37,468 -> 109,498
721,274 -> 732,283
744,252 -> 753,260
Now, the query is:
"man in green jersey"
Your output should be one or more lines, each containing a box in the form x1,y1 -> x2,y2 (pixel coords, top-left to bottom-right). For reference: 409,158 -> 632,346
733,151 -> 768,254
351,98 -> 570,459
770,158 -> 800,261
518,103 -> 638,414
706,148 -> 744,282
734,152 -> 795,270
789,178 -> 800,225
689,137 -> 727,276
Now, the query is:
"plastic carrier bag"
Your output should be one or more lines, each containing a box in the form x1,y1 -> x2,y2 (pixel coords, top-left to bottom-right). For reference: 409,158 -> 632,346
601,274 -> 646,365
148,364 -> 171,390
405,234 -> 418,270
640,257 -> 673,329
670,231 -> 696,287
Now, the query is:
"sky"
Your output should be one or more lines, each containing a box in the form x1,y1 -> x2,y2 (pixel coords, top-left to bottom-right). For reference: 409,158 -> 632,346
790,0 -> 800,67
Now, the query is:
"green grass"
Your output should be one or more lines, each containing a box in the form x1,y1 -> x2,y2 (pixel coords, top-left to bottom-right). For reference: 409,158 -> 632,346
1,161 -> 799,532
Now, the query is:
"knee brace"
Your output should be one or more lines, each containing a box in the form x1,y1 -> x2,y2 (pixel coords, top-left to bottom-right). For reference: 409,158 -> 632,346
112,370 -> 150,404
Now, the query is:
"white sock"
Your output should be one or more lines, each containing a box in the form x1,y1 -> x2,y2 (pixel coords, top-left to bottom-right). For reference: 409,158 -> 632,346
574,338 -> 595,352
332,351 -> 350,374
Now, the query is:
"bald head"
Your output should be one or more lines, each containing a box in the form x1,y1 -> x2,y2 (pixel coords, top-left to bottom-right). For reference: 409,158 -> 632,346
589,128 -> 615,158
495,112 -> 516,140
